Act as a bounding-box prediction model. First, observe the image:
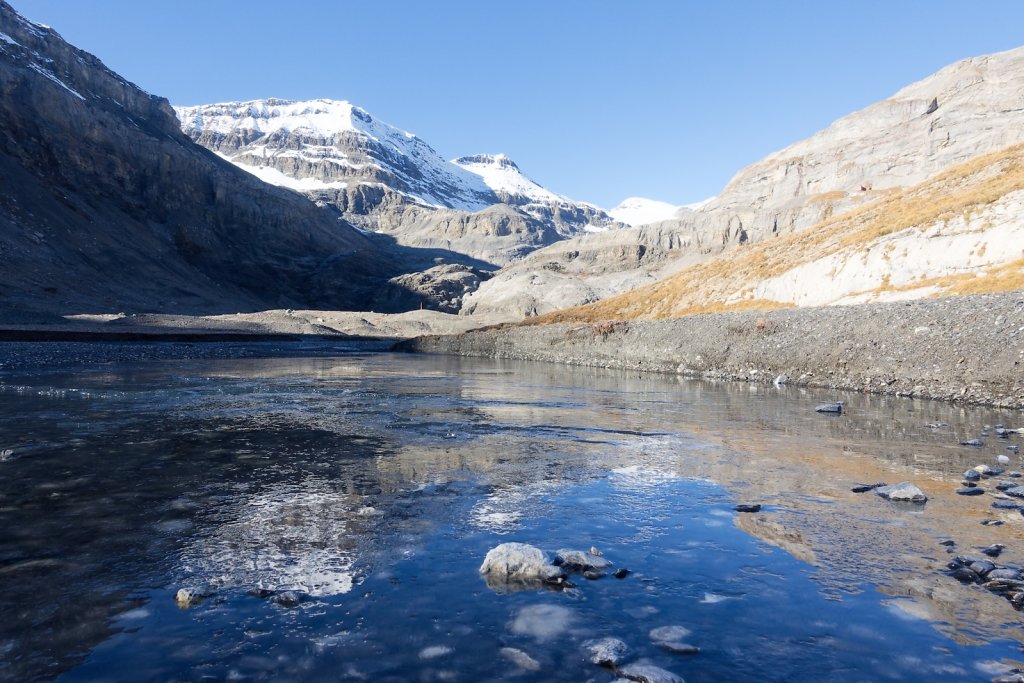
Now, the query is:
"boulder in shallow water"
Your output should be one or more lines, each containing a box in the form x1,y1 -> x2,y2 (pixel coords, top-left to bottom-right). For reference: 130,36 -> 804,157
815,402 -> 843,414
583,637 -> 628,666
174,585 -> 211,609
875,482 -> 928,503
957,487 -> 985,496
480,542 -> 564,589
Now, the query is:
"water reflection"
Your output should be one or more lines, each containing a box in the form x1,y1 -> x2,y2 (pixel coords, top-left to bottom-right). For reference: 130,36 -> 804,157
0,348 -> 1022,681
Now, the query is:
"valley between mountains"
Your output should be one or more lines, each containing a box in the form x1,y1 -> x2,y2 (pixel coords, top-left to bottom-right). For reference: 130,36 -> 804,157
0,0 -> 1020,406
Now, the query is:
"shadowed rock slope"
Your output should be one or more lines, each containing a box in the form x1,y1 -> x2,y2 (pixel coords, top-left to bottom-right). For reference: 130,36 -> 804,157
0,2 -> 398,319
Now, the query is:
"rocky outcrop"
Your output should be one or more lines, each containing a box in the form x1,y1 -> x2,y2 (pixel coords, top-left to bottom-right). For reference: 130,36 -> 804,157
377,263 -> 492,314
0,3 -> 396,316
177,100 -> 623,267
463,46 -> 1024,317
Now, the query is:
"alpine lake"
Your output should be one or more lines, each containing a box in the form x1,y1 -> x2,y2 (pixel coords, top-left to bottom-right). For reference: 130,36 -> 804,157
1,341 -> 1024,682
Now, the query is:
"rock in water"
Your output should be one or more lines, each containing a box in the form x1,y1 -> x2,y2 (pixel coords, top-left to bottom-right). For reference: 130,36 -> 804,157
270,590 -> 304,608
734,504 -> 762,513
983,544 -> 1006,558
554,549 -> 613,572
509,604 -> 573,640
875,482 -> 928,503
613,568 -> 631,579
650,625 -> 693,643
851,482 -> 886,493
815,402 -> 843,414
499,647 -> 541,672
956,487 -> 985,496
583,637 -> 628,667
1006,486 -> 1024,499
618,661 -> 685,683
174,586 -> 211,609
480,543 -> 563,589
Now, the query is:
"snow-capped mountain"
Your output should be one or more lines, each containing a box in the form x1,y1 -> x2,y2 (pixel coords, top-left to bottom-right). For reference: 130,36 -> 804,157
175,99 -> 497,211
176,99 -> 623,265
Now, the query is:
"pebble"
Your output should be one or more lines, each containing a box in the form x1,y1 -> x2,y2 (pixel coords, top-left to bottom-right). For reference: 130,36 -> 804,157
851,482 -> 885,493
649,625 -> 692,643
999,455 -> 1012,465
583,570 -> 605,580
815,402 -> 843,414
613,568 -> 631,579
1005,486 -> 1024,499
988,568 -> 1022,580
970,560 -> 996,576
950,567 -> 981,583
992,499 -> 1023,510
733,504 -> 762,513
983,544 -> 1006,558
583,637 -> 628,667
982,519 -> 1005,526
939,540 -> 956,547
961,439 -> 985,447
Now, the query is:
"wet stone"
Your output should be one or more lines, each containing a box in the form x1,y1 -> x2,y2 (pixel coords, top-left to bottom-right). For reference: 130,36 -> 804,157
957,487 -> 985,496
583,570 -> 605,580
988,568 -> 1022,581
658,642 -> 701,655
950,567 -> 981,583
618,662 -> 685,683
271,591 -> 303,608
961,439 -> 985,447
733,504 -> 762,513
982,519 -> 1006,526
613,568 -> 631,579
992,499 -> 1022,510
583,637 -> 628,667
815,403 -> 843,414
851,482 -> 885,493
1005,487 -> 1024,499
969,560 -> 996,576
982,544 -> 1006,558
555,549 -> 613,572
875,482 -> 927,503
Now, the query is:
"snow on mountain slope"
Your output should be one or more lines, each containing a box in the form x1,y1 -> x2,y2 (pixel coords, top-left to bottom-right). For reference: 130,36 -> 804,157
175,99 -> 497,211
608,197 -> 682,227
451,154 -> 567,205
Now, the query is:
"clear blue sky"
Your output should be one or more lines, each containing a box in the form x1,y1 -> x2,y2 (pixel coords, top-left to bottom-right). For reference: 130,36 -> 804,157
12,0 -> 1024,208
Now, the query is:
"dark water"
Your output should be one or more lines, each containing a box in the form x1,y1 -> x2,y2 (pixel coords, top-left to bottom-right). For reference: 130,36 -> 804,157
1,344 -> 1023,682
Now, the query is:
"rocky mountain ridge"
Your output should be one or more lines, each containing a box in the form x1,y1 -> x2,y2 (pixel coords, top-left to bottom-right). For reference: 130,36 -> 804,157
177,99 -> 623,266
462,45 -> 1024,317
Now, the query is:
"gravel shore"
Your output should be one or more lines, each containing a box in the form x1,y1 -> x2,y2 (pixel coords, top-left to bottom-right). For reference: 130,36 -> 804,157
399,292 -> 1024,410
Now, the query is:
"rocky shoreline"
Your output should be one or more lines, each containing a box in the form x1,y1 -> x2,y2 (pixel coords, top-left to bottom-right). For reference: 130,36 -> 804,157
399,292 -> 1024,410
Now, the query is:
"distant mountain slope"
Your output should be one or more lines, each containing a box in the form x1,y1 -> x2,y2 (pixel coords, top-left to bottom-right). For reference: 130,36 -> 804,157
464,45 -> 1024,317
0,2 -> 399,318
177,99 -> 622,266
608,197 -> 682,227
535,143 -> 1024,322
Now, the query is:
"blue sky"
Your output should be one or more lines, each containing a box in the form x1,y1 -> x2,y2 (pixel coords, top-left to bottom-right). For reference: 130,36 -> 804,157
13,1 -> 1024,208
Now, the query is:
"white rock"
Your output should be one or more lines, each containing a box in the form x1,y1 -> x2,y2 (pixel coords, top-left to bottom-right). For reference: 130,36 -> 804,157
555,549 -> 612,571
479,542 -> 563,587
418,645 -> 452,660
649,625 -> 693,643
499,647 -> 541,671
875,482 -> 928,503
998,455 -> 1011,465
583,637 -> 629,666
618,661 -> 685,683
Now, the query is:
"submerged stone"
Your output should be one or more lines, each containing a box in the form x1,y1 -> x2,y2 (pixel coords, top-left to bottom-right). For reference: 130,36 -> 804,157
500,647 -> 541,672
618,661 -> 685,683
649,625 -> 693,643
509,604 -> 573,640
555,549 -> 613,572
271,590 -> 303,608
583,637 -> 628,667
613,568 -> 631,579
174,585 -> 211,609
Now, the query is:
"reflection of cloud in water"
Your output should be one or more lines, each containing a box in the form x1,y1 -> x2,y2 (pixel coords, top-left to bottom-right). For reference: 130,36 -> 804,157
178,479 -> 367,596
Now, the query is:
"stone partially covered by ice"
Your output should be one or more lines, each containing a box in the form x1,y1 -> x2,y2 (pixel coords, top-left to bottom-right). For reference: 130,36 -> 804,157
583,637 -> 628,666
617,661 -> 685,683
875,482 -> 928,503
479,542 -> 563,589
555,548 -> 612,571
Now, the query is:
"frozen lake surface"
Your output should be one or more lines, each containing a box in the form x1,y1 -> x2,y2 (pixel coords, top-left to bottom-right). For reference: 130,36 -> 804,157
1,343 -> 1023,681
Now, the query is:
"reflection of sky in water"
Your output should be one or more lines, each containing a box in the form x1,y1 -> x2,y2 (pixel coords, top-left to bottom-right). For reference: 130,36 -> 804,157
2,347 -> 1024,680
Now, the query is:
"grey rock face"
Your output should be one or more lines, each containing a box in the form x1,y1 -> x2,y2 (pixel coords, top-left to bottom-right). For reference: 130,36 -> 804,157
463,46 -> 1024,317
380,264 -> 492,314
0,3 -> 394,316
177,101 -> 623,268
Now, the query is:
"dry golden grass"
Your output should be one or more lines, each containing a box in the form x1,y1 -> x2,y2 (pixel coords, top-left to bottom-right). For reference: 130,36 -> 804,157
536,144 -> 1024,324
